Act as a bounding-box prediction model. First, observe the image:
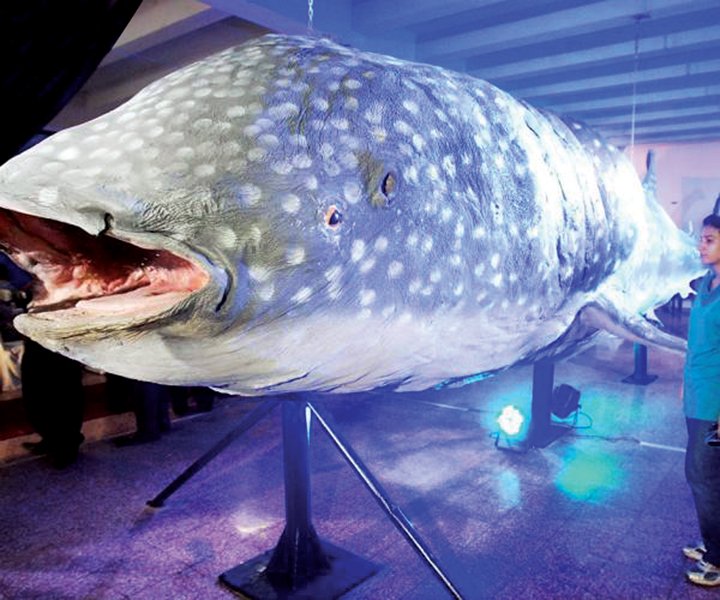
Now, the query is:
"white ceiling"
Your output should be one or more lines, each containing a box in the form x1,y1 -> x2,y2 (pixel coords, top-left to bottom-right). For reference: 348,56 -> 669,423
50,0 -> 720,147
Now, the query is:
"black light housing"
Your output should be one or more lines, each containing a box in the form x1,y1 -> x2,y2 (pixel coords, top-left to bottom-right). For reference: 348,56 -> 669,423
551,384 -> 581,419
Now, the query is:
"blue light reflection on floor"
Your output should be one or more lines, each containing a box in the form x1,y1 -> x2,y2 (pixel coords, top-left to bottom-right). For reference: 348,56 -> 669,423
496,469 -> 522,510
554,446 -> 624,503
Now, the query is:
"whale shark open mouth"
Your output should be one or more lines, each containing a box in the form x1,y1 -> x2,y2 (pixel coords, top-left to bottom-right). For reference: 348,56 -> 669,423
0,208 -> 209,325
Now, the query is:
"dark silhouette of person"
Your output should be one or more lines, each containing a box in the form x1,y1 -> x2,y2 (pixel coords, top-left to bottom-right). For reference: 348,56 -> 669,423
171,386 -> 215,416
3,254 -> 85,468
109,375 -> 172,446
21,338 -> 85,468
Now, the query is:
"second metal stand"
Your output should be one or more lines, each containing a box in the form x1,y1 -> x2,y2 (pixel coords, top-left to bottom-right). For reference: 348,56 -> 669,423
527,359 -> 570,448
622,343 -> 657,385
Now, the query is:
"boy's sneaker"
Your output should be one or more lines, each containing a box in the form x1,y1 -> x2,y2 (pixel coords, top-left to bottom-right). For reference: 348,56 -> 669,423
683,543 -> 707,561
687,559 -> 720,587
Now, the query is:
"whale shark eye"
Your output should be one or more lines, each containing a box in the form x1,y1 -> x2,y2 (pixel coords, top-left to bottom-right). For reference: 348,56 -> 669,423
325,205 -> 343,228
381,172 -> 397,199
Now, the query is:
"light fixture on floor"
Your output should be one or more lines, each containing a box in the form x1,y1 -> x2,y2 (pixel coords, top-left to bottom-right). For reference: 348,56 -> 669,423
493,404 -> 527,451
497,404 -> 524,435
494,378 -> 582,452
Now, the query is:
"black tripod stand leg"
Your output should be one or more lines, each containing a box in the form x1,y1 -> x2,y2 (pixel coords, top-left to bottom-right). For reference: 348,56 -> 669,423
308,403 -> 464,600
146,399 -> 279,508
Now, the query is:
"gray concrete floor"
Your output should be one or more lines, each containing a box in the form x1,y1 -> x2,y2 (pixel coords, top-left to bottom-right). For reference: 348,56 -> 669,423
0,311 -> 710,599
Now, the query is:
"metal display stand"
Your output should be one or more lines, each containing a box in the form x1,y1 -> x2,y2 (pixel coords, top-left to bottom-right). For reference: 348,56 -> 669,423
526,359 -> 570,449
622,343 -> 657,385
219,400 -> 378,599
147,395 -> 464,599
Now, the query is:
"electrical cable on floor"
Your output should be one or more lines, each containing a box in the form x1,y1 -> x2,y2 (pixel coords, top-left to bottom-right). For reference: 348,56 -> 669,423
568,432 -> 642,444
412,399 -> 492,415
553,410 -> 593,430
575,410 -> 593,429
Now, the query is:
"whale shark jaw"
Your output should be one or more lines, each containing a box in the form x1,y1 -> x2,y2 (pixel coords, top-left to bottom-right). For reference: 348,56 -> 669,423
0,207 -> 210,338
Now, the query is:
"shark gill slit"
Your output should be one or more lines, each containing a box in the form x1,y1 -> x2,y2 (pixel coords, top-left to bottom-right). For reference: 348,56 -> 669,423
214,267 -> 233,312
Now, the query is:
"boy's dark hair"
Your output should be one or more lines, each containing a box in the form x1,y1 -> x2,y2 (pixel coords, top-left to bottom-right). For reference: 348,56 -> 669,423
702,214 -> 720,229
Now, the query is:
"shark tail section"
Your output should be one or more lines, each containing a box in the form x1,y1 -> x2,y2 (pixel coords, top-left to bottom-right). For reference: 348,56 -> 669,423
627,148 -> 705,312
641,149 -> 657,203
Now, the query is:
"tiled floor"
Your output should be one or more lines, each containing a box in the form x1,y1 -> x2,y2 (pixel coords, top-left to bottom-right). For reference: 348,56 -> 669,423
0,311 -> 709,599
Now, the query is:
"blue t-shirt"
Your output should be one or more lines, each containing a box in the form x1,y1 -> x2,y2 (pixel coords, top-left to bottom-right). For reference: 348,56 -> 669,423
684,271 -> 720,421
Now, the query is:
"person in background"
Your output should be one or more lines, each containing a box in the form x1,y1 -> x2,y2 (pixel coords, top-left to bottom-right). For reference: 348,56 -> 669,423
109,376 -> 173,446
170,386 -> 215,416
0,264 -> 25,392
0,261 -> 27,343
0,253 -> 85,469
21,338 -> 85,468
682,212 -> 720,586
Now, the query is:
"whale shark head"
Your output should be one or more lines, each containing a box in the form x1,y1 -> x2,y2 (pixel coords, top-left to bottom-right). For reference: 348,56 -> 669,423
0,35 -> 499,390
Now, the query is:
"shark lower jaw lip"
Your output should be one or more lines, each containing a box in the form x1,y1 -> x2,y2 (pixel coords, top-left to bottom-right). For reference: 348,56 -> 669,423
0,207 -> 210,330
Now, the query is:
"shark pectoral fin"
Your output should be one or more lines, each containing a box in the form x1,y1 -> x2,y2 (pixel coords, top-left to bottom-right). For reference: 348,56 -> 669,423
580,301 -> 687,354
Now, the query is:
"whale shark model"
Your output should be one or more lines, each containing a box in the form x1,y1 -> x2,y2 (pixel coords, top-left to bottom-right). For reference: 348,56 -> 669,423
0,34 -> 702,394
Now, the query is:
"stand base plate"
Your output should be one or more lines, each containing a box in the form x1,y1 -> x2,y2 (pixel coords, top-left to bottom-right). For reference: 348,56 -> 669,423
528,424 -> 570,449
219,541 -> 379,599
622,373 -> 658,385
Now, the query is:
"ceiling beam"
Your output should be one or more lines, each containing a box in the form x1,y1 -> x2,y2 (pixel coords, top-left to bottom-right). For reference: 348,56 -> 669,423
202,0 -> 308,34
505,59 -> 720,99
202,0 -> 416,59
602,118 -> 720,137
353,0 -> 509,32
607,126 -> 720,144
571,92 -> 720,117
468,24 -> 720,80
103,0 -> 228,65
586,105 -> 720,127
417,0 -> 710,62
533,83 -> 720,113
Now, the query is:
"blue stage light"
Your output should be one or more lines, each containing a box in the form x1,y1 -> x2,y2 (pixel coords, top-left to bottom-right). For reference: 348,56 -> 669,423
497,405 -> 524,436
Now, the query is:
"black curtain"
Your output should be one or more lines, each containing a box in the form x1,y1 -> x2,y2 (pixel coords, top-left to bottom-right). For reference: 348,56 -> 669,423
0,0 -> 143,165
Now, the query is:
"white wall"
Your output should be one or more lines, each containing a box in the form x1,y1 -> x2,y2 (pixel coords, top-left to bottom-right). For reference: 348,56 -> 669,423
628,141 -> 720,233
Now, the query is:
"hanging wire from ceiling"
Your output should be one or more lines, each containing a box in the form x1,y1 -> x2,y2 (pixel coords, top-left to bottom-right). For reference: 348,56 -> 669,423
629,11 -> 651,162
307,0 -> 314,32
